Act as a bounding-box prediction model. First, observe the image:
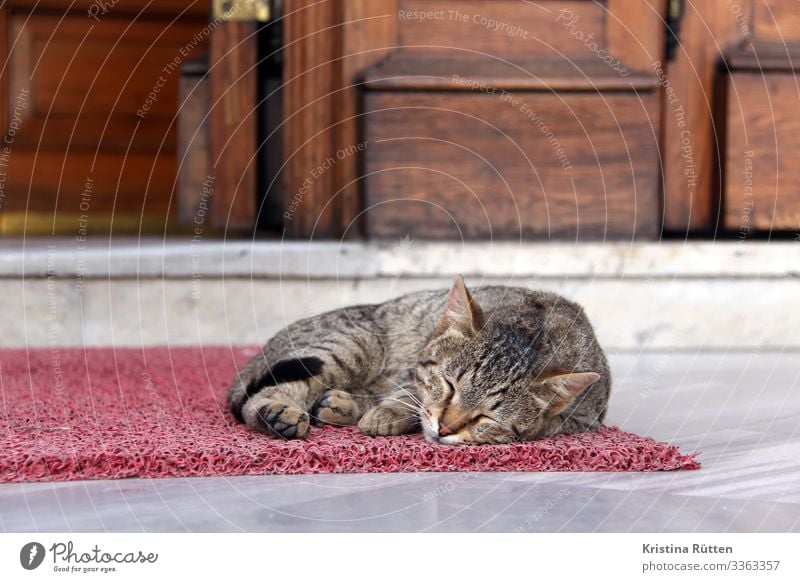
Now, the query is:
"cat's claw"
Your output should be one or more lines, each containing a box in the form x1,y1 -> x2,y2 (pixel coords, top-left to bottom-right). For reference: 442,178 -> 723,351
255,402 -> 310,439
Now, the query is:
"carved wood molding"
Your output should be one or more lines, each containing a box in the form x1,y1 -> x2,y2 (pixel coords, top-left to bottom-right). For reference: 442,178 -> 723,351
282,0 -> 397,238
209,21 -> 258,230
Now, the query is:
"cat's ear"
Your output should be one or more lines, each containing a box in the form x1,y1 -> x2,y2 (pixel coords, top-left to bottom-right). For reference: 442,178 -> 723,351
435,275 -> 485,335
540,371 -> 601,417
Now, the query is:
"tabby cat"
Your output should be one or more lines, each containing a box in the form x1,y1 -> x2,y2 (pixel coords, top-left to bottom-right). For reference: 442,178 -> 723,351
228,276 -> 610,444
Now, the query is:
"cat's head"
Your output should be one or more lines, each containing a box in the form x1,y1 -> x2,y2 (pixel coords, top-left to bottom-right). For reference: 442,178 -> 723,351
415,276 -> 600,445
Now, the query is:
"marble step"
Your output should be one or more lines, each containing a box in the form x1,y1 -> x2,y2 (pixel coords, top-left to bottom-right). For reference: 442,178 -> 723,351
1,238 -> 798,350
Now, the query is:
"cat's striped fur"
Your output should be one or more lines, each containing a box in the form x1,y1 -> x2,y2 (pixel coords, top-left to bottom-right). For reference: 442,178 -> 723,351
228,277 -> 610,444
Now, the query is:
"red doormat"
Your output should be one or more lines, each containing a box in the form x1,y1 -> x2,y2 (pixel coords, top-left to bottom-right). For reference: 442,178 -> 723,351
0,347 -> 699,482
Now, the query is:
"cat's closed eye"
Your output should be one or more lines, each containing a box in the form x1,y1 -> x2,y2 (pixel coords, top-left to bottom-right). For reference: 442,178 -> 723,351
442,377 -> 455,393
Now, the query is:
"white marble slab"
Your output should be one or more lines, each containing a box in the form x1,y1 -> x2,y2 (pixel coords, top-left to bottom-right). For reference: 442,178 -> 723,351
0,238 -> 797,350
3,277 -> 798,350
0,238 -> 797,278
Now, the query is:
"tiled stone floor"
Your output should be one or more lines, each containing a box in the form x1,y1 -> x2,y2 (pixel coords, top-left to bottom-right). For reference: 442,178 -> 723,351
2,352 -> 798,532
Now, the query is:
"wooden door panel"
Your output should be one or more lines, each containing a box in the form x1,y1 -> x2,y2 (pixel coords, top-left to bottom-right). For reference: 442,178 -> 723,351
752,0 -> 800,41
364,89 -> 660,239
208,21 -> 257,230
10,15 -> 197,147
606,0 -> 667,71
6,0 -> 207,14
659,0 -> 751,234
7,151 -> 175,214
1,2 -> 208,234
397,0 -> 605,57
282,0 -> 667,240
724,62 -> 800,232
282,0 -> 399,237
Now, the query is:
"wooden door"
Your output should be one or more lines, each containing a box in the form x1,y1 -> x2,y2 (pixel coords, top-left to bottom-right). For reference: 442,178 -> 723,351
207,18 -> 258,231
721,1 -> 800,236
279,0 -> 668,240
660,0 -> 800,237
0,0 -> 209,235
6,1 -> 799,239
276,0 -> 800,240
659,0 -> 751,235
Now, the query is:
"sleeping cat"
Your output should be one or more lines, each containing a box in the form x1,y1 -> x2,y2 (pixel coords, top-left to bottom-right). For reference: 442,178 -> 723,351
228,276 -> 610,444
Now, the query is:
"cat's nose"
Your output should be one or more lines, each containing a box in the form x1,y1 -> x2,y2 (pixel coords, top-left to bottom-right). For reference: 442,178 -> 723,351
438,421 -> 454,437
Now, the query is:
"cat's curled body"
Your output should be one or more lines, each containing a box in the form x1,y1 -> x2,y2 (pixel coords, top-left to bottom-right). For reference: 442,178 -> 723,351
228,277 -> 610,444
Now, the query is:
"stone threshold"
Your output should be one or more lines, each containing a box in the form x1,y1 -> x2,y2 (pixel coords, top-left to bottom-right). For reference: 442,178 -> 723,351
1,238 -> 797,349
0,238 -> 797,279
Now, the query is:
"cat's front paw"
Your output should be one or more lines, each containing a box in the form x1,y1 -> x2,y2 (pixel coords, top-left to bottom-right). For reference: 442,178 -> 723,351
254,401 -> 310,439
358,405 -> 418,436
312,389 -> 360,426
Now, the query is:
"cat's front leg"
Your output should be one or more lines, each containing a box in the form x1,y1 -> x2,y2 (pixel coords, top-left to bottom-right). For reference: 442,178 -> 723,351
242,380 -> 313,439
358,391 -> 421,436
312,389 -> 361,426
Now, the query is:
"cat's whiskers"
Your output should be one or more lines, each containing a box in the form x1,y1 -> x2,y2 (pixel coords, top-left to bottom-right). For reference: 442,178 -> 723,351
392,413 -> 421,423
383,396 -> 420,413
395,386 -> 424,408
